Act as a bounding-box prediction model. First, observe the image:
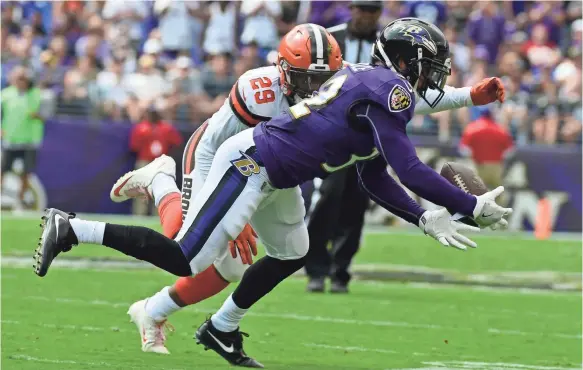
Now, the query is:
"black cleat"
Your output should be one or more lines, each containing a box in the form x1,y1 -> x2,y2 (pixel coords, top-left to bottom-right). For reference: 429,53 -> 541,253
195,318 -> 263,368
33,208 -> 79,277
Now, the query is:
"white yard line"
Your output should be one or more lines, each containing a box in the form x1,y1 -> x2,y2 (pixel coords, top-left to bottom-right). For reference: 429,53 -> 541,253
3,321 -> 578,370
7,295 -> 582,340
416,361 -> 582,370
6,354 -> 187,370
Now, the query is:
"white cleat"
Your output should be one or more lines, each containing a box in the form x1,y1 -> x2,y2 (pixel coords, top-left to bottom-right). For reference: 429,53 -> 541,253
127,299 -> 174,355
110,155 -> 176,203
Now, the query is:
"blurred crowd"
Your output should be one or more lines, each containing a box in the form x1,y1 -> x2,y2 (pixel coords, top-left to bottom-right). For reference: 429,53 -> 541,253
1,0 -> 582,145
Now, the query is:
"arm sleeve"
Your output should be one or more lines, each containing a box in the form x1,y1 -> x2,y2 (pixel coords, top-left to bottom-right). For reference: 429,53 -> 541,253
356,157 -> 426,225
363,102 -> 477,216
414,85 -> 473,115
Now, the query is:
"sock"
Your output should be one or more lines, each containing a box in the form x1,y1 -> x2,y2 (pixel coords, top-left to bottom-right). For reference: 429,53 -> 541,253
173,265 -> 229,306
211,294 -> 248,332
157,192 -> 183,238
102,223 -> 191,276
231,256 -> 306,309
152,173 -> 179,207
145,286 -> 181,321
69,219 -> 105,244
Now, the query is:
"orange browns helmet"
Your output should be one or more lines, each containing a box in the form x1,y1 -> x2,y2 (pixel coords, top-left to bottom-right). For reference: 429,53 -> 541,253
277,23 -> 343,100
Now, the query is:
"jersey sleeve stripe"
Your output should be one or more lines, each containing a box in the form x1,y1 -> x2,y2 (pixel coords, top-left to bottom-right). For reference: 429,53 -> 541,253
182,120 -> 209,175
228,82 -> 270,127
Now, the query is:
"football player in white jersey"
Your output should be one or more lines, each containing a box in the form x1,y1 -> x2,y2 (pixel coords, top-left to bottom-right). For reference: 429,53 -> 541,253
103,24 -> 504,354
108,23 -> 343,354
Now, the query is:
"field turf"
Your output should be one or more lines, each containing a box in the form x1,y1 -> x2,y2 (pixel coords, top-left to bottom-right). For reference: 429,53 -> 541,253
1,214 -> 581,370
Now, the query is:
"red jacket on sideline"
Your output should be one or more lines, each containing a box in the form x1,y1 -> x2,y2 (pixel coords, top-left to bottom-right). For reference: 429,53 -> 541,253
460,117 -> 514,164
130,120 -> 183,162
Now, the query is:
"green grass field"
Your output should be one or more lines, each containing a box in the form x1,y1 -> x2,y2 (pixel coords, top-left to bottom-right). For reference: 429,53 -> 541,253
2,214 -> 582,370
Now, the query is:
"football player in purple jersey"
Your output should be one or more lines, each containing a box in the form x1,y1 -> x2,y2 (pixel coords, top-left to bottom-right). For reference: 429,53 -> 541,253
34,18 -> 511,368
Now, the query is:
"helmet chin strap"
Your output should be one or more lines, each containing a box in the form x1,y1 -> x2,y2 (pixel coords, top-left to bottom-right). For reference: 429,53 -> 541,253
412,47 -> 423,92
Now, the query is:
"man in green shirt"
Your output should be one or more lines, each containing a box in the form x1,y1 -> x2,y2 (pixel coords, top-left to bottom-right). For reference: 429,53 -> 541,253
1,66 -> 45,208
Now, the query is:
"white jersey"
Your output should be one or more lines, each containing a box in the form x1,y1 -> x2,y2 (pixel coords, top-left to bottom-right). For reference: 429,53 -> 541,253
190,66 -> 290,168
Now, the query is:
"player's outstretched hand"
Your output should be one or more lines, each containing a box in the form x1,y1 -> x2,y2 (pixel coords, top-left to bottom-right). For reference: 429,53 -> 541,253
419,208 -> 480,251
229,224 -> 258,265
473,186 -> 513,229
470,77 -> 506,105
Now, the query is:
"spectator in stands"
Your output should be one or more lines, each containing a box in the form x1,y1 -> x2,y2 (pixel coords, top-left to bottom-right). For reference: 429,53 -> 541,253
75,15 -> 108,64
53,12 -> 83,51
240,0 -> 282,52
308,1 -> 350,29
525,2 -> 565,47
94,57 -> 128,121
154,0 -> 200,59
531,67 -> 560,144
1,66 -> 45,209
199,1 -> 239,56
235,44 -> 263,78
444,25 -> 470,73
129,105 -> 182,215
278,1 -> 311,35
123,54 -> 170,122
459,106 -> 513,202
560,105 -> 582,144
62,56 -> 98,105
109,33 -> 138,75
403,0 -> 447,27
35,48 -> 68,93
46,35 -> 72,68
521,23 -> 561,69
467,2 -> 506,65
11,25 -> 39,68
102,0 -> 148,51
142,37 -> 169,72
570,19 -> 582,48
1,3 -> 21,35
499,77 -> 529,145
198,52 -> 236,120
25,6 -> 51,37
166,56 -> 205,122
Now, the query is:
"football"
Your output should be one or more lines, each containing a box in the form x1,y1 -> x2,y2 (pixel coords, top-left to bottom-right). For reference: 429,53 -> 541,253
440,161 -> 488,196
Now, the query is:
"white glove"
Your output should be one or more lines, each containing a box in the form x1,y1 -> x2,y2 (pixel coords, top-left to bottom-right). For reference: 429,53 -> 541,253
473,186 -> 513,228
490,218 -> 509,230
419,208 -> 480,250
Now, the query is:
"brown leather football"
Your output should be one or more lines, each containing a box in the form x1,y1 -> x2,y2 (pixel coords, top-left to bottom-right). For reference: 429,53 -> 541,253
440,162 -> 488,196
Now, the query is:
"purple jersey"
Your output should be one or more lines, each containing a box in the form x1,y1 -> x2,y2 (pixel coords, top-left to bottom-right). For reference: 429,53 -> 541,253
253,64 -> 476,224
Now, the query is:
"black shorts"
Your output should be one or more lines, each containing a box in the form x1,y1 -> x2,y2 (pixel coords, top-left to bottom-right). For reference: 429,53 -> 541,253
1,149 -> 37,174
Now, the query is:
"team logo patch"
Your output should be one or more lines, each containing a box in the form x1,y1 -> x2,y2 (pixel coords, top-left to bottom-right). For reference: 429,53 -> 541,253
388,84 -> 412,112
231,151 -> 260,177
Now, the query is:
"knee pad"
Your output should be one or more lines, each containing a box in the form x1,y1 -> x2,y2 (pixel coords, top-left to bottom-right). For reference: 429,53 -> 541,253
285,223 -> 309,259
213,250 -> 248,283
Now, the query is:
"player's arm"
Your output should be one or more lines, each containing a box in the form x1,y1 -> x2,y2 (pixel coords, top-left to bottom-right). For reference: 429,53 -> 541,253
356,96 -> 477,217
356,156 -> 425,225
414,78 -> 506,115
355,144 -> 478,250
